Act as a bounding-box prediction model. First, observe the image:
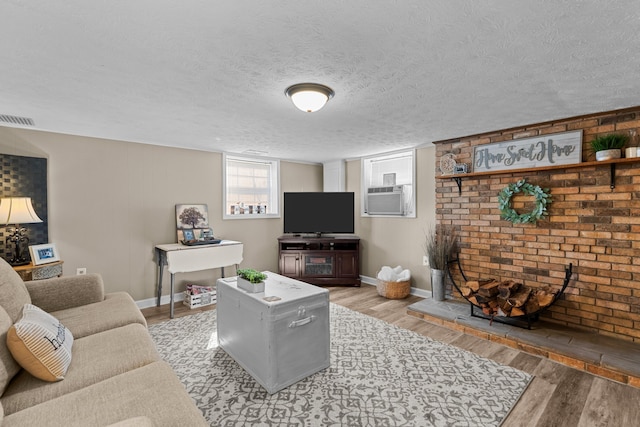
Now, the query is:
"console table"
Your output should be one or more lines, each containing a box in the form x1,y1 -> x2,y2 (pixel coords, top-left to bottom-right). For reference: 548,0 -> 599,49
155,240 -> 243,318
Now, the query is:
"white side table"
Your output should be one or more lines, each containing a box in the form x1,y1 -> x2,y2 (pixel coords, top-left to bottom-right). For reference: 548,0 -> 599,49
155,241 -> 243,318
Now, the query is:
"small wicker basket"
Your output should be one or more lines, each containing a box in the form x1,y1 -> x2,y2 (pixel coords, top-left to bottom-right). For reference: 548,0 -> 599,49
377,279 -> 411,299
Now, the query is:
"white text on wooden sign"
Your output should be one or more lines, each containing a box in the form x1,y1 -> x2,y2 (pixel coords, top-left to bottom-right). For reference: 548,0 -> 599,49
473,130 -> 582,173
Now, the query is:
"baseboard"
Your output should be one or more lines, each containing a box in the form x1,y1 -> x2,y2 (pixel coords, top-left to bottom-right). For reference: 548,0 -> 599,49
360,275 -> 431,298
137,276 -> 431,308
136,293 -> 185,309
360,275 -> 378,286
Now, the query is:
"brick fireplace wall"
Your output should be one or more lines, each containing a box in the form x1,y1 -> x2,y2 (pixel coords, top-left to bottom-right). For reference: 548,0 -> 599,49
434,107 -> 640,342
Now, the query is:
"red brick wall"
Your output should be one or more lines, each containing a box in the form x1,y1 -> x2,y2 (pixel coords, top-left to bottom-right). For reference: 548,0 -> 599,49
434,107 -> 640,342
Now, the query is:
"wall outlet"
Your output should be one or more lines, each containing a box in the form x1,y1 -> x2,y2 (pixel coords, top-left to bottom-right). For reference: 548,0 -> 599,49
76,267 -> 87,275
422,256 -> 429,266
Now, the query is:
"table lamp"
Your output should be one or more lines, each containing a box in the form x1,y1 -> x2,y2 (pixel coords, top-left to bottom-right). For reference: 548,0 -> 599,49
0,197 -> 43,266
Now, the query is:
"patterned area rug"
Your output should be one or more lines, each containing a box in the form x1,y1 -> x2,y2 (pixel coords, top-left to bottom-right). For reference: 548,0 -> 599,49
149,304 -> 531,426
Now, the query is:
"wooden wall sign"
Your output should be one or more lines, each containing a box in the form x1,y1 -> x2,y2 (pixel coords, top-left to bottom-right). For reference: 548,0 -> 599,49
473,130 -> 582,173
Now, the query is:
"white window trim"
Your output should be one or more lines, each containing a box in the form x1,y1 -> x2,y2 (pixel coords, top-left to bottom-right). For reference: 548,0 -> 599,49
223,153 -> 281,220
361,148 -> 416,218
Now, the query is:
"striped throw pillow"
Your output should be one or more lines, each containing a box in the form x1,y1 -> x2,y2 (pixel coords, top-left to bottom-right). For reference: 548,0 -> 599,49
6,304 -> 74,382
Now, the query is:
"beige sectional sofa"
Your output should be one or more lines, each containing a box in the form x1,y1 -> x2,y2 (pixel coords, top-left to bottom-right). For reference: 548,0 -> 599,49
0,258 -> 208,426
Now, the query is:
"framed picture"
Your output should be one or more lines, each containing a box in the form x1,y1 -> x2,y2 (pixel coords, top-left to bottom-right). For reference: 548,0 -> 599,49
454,163 -> 468,174
29,243 -> 60,265
182,229 -> 196,241
472,130 -> 582,173
176,204 -> 211,243
176,204 -> 209,229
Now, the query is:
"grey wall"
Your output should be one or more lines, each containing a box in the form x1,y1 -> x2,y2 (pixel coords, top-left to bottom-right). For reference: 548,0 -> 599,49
0,126 -> 323,302
347,146 -> 437,292
0,125 -> 438,302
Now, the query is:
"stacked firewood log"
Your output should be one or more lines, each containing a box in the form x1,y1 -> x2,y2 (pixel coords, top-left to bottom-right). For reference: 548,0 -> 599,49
459,278 -> 558,317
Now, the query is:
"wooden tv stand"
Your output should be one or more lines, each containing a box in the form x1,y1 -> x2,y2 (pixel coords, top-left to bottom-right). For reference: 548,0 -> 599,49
278,236 -> 361,287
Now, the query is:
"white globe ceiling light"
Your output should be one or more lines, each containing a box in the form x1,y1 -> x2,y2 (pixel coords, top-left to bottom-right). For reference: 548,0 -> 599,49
285,83 -> 335,113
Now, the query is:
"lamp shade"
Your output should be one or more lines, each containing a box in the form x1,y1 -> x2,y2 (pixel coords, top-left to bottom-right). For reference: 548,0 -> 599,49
0,197 -> 43,225
285,83 -> 335,113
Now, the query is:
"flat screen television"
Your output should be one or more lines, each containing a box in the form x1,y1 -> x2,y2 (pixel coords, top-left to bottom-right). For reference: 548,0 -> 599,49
284,192 -> 354,236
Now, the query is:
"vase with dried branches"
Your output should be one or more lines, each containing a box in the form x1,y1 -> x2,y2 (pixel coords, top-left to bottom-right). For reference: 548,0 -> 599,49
424,224 -> 457,301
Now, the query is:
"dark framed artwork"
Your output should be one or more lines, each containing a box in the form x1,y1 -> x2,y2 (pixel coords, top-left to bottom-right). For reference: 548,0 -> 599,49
0,154 -> 48,262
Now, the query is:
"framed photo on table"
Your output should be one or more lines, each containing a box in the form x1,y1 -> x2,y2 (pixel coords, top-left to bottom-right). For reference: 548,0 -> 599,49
181,229 -> 196,241
29,243 -> 60,265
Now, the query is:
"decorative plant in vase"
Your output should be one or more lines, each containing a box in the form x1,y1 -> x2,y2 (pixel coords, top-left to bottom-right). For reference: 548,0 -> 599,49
423,224 -> 457,301
590,133 -> 629,161
236,268 -> 268,293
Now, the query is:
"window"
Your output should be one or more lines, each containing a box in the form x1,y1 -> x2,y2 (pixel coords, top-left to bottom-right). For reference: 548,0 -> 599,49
361,149 -> 415,217
223,154 -> 280,219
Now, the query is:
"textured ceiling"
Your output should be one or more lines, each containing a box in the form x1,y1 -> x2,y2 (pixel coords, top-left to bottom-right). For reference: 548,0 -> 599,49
1,1 -> 639,163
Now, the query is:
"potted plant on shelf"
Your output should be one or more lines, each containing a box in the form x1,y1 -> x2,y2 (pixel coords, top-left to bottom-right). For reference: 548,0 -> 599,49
591,133 -> 629,161
423,224 -> 457,301
236,268 -> 268,293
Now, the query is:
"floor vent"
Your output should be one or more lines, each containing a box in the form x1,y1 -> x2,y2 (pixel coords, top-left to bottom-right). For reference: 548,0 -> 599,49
0,114 -> 35,126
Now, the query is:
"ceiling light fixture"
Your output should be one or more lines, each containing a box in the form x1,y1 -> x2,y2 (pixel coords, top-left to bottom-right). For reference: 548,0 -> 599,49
285,83 -> 335,113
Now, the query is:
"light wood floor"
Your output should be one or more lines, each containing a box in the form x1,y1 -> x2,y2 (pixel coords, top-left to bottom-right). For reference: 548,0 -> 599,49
142,285 -> 640,427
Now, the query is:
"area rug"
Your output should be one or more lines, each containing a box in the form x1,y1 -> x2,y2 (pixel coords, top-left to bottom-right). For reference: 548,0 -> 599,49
149,304 -> 531,426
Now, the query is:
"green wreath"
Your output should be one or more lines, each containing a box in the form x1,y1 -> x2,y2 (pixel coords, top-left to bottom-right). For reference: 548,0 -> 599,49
498,179 -> 552,224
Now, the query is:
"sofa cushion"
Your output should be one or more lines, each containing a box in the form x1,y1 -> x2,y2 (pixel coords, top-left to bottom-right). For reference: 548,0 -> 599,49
50,292 -> 146,339
25,274 -> 105,313
1,322 -> 160,415
0,258 -> 31,323
2,361 -> 209,427
6,304 -> 74,382
0,306 -> 21,395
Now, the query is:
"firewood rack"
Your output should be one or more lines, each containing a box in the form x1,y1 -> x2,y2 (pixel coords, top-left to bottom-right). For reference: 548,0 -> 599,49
446,258 -> 574,329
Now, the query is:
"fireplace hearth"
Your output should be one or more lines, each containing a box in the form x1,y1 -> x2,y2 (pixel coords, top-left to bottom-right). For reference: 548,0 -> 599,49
407,297 -> 640,388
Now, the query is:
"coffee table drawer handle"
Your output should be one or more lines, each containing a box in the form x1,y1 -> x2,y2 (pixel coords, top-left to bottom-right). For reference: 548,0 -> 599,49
289,315 -> 315,328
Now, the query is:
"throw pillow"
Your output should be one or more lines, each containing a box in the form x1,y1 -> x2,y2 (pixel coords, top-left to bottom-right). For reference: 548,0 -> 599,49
6,304 -> 74,381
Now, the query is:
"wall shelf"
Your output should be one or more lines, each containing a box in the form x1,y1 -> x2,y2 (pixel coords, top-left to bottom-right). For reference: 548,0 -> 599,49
437,157 -> 640,194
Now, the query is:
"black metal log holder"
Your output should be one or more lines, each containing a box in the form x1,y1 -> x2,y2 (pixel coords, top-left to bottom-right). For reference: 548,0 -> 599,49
446,258 -> 574,330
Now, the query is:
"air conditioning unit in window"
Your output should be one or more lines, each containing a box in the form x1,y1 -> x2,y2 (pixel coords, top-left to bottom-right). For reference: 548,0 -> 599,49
366,186 -> 404,215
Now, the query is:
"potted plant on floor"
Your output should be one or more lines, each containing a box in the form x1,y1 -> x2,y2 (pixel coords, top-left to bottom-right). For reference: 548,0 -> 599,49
591,133 -> 629,161
236,268 -> 268,293
424,224 -> 457,301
